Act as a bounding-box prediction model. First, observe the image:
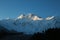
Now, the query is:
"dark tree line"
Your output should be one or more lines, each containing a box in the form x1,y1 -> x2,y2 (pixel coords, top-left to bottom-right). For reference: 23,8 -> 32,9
30,28 -> 60,40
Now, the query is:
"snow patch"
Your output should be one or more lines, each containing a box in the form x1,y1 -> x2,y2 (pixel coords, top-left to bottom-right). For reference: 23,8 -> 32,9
17,14 -> 25,19
32,16 -> 43,21
46,16 -> 54,20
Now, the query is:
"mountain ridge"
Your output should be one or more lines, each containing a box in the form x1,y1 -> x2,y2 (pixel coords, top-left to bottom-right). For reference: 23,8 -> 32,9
0,14 -> 60,34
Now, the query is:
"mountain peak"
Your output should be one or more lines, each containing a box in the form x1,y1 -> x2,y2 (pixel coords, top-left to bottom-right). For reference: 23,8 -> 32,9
27,13 -> 35,18
31,16 -> 43,21
17,14 -> 25,19
46,16 -> 55,20
17,13 -> 43,21
17,14 -> 55,21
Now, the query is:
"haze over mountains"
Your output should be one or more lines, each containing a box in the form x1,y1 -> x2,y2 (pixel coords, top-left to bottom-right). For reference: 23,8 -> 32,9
0,14 -> 60,34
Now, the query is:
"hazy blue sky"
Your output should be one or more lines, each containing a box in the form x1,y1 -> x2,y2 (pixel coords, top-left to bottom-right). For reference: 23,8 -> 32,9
0,0 -> 60,19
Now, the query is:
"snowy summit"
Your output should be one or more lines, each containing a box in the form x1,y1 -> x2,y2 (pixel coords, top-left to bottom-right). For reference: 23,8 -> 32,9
46,16 -> 55,20
17,14 -> 43,21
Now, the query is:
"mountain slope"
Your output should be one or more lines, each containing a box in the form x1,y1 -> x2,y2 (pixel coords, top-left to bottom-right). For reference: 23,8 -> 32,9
0,14 -> 60,34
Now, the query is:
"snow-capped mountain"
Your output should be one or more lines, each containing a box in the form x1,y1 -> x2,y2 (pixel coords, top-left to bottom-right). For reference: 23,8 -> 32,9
0,14 -> 60,34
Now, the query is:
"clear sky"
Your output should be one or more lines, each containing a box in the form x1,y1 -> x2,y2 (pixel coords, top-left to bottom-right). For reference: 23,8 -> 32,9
0,0 -> 60,19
